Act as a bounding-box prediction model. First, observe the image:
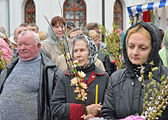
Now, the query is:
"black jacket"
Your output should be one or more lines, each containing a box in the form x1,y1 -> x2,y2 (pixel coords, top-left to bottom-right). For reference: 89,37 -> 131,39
98,50 -> 116,76
101,22 -> 168,119
0,53 -> 60,120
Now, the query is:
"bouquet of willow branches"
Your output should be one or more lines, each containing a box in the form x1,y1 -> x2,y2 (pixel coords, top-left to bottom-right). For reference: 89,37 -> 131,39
140,61 -> 168,119
43,16 -> 88,115
99,23 -> 123,70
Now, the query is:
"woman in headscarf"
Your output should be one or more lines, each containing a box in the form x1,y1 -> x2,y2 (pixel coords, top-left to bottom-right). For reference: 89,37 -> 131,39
50,33 -> 109,120
100,22 -> 168,119
41,16 -> 69,64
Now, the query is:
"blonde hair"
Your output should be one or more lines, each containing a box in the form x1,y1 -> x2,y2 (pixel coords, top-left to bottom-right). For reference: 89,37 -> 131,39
126,25 -> 151,44
89,30 -> 99,40
37,31 -> 47,41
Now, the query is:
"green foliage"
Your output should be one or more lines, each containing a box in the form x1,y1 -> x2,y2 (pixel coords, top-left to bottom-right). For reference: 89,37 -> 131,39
99,23 -> 123,70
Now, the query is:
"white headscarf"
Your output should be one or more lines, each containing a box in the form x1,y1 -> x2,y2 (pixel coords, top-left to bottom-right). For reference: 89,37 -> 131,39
72,33 -> 98,69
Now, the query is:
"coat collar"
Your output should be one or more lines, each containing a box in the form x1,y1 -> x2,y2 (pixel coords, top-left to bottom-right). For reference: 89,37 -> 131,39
64,66 -> 105,76
64,66 -> 105,86
40,53 -> 57,68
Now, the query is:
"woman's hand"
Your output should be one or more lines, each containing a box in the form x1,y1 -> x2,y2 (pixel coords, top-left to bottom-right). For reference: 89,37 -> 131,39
81,114 -> 95,120
86,103 -> 102,116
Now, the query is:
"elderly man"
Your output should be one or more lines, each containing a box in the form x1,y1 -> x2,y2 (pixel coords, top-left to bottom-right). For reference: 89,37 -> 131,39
12,26 -> 51,59
0,31 -> 60,120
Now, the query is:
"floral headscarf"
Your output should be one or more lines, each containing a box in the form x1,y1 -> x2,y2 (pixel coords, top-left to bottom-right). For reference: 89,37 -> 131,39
72,33 -> 98,69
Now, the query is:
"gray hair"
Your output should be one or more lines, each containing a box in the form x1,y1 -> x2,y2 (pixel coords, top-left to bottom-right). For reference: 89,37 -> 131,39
0,26 -> 6,34
18,31 -> 40,45
72,33 -> 98,69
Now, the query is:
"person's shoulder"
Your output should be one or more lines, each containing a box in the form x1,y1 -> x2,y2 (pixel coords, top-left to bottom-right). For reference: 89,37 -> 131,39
109,68 -> 127,85
56,54 -> 64,63
112,68 -> 126,74
159,65 -> 168,75
63,69 -> 73,76
55,69 -> 71,83
95,59 -> 105,71
56,54 -> 67,71
41,53 -> 56,67
94,65 -> 108,76
110,68 -> 126,79
56,54 -> 66,63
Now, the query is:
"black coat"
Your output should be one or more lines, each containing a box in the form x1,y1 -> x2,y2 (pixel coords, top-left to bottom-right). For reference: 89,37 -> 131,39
0,53 -> 61,120
101,65 -> 168,119
101,22 -> 168,119
50,65 -> 109,120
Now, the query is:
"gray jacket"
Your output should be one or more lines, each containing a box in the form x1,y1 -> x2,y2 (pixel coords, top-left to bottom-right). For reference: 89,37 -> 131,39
0,53 -> 61,120
101,22 -> 168,119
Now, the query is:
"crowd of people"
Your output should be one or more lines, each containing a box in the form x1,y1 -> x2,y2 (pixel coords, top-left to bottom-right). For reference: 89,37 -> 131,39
0,16 -> 168,120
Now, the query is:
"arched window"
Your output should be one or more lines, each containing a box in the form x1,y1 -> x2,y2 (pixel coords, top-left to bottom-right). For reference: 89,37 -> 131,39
114,0 -> 123,29
25,0 -> 36,24
63,0 -> 86,28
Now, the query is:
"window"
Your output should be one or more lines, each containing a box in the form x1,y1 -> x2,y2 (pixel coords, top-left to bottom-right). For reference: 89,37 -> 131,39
63,0 -> 86,28
114,0 -> 123,29
25,0 -> 36,24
